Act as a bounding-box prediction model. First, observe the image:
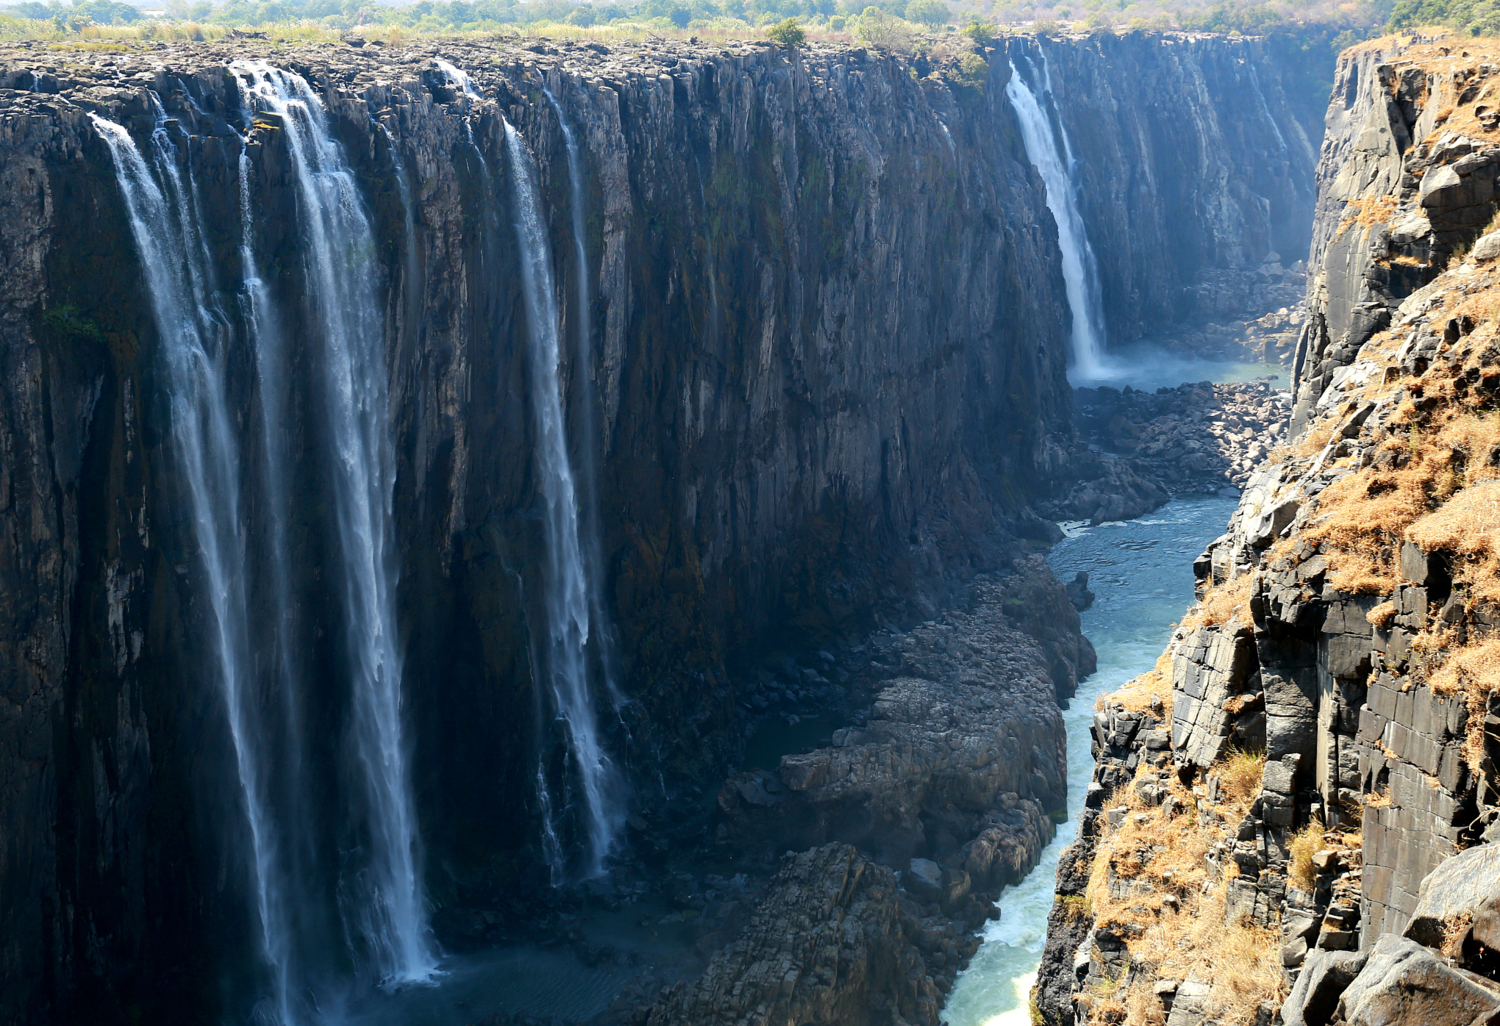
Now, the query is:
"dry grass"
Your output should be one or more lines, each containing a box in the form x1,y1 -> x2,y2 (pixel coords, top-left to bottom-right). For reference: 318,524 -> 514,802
1442,911 -> 1475,960
1081,746 -> 1284,1026
1106,649 -> 1175,716
1218,749 -> 1266,804
1367,600 -> 1398,628
1337,195 -> 1400,242
1180,572 -> 1256,632
1426,637 -> 1500,770
1124,977 -> 1167,1026
1408,479 -> 1500,596
1301,400 -> 1500,595
1286,818 -> 1323,892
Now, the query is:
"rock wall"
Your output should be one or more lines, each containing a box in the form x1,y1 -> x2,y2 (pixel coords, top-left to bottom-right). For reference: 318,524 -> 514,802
0,32 -> 1327,1025
1030,32 -> 1324,341
1034,36 -> 1500,1026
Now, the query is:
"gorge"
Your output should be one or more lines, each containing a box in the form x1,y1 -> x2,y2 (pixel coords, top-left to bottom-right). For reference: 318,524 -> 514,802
0,25 -> 1340,1026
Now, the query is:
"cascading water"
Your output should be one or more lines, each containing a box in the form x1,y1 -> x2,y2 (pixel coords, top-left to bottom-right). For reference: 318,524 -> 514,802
943,498 -> 1238,1026
232,61 -> 436,985
543,87 -> 625,713
1247,60 -> 1289,156
1007,56 -> 1111,381
89,110 -> 296,1020
504,117 -> 625,880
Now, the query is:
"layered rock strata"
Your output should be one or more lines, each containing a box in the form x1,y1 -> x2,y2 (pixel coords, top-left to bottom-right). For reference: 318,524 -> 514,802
0,32 -> 1324,1025
1034,36 -> 1500,1026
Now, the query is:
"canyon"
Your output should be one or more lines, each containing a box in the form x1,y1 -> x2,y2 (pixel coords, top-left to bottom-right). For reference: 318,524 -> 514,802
0,25 -> 1333,1026
1035,33 -> 1500,1026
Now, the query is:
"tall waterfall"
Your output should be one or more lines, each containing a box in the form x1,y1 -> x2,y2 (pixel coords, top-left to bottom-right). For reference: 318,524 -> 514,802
1007,57 -> 1110,380
544,88 -> 624,712
89,111 -> 296,1019
233,62 -> 436,985
503,117 -> 625,880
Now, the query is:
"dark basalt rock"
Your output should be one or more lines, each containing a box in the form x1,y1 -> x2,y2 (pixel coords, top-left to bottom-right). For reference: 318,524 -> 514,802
0,31 -> 1327,1025
643,844 -> 959,1026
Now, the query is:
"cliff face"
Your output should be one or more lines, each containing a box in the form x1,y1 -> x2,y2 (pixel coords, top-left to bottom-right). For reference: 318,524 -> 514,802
1029,32 -> 1324,340
1035,37 -> 1500,1026
0,33 -> 1324,1025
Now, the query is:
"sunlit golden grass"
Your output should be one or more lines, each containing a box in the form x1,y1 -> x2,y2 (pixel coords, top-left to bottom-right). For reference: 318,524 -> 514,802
1179,571 -> 1255,632
1286,818 -> 1323,892
1082,747 -> 1283,1026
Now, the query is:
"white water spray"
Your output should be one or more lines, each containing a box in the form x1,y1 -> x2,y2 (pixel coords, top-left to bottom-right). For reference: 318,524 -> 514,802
90,111 -> 295,1021
1006,58 -> 1110,380
232,61 -> 436,985
504,118 -> 624,880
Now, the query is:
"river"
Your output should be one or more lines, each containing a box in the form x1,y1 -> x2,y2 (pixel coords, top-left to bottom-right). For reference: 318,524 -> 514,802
940,496 -> 1238,1026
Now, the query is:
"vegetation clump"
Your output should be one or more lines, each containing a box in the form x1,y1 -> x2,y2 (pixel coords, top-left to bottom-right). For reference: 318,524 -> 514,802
763,14 -> 802,42
1081,748 -> 1284,1026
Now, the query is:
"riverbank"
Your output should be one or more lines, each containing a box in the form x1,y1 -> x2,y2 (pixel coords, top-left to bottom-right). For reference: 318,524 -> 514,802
941,498 -> 1238,1026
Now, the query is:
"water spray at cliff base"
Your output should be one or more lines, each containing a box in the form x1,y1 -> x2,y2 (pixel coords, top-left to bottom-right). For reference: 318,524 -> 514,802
1006,59 -> 1282,393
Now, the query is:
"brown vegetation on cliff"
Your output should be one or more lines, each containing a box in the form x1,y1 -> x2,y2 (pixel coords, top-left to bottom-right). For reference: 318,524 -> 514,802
1078,750 -> 1284,1026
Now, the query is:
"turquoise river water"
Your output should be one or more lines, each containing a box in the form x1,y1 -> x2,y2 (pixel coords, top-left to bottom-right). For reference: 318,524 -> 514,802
940,496 -> 1238,1026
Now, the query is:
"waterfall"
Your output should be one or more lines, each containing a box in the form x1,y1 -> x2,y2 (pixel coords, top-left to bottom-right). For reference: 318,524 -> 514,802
543,87 -> 624,712
1247,60 -> 1289,156
232,61 -> 436,985
1007,57 -> 1111,380
503,117 -> 625,880
89,110 -> 295,1020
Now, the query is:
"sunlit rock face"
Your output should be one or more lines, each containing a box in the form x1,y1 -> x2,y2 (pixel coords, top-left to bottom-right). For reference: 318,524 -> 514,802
0,33 -> 1325,1023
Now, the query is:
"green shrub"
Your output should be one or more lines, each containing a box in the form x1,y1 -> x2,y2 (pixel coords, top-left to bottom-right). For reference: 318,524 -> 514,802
905,0 -> 948,26
952,51 -> 987,90
764,15 -> 803,44
960,17 -> 996,43
855,7 -> 914,49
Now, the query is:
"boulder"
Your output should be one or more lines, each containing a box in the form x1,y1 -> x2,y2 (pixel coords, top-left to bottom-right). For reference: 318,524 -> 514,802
1338,935 -> 1500,1026
905,858 -> 943,902
1405,843 -> 1500,949
1472,229 -> 1500,263
1282,947 -> 1369,1026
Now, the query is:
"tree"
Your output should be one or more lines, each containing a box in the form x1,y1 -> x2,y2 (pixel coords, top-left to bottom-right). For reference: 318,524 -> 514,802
905,0 -> 947,25
961,17 -> 996,42
765,15 -> 805,43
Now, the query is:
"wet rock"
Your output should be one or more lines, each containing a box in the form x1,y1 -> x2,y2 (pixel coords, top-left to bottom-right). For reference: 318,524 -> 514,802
1064,571 -> 1095,611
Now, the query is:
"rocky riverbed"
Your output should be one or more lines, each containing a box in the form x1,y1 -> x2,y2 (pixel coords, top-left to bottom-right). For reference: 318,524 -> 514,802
1079,381 -> 1292,493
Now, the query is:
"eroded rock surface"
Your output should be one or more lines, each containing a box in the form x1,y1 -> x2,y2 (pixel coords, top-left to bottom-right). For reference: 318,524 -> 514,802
718,559 -> 1085,920
644,844 -> 968,1026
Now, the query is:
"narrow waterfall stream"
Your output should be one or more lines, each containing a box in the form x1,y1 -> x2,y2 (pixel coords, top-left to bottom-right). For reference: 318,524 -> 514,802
504,119 -> 625,880
942,496 -> 1237,1026
1006,56 -> 1110,382
545,88 -> 621,714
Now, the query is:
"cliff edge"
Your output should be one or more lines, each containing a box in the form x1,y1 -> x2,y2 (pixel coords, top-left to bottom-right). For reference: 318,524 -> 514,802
1036,34 -> 1500,1026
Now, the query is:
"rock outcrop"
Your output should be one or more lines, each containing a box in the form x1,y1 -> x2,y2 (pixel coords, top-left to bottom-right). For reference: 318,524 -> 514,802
717,559 -> 1085,907
644,844 -> 973,1026
1035,35 -> 1500,1026
1074,380 -> 1293,499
